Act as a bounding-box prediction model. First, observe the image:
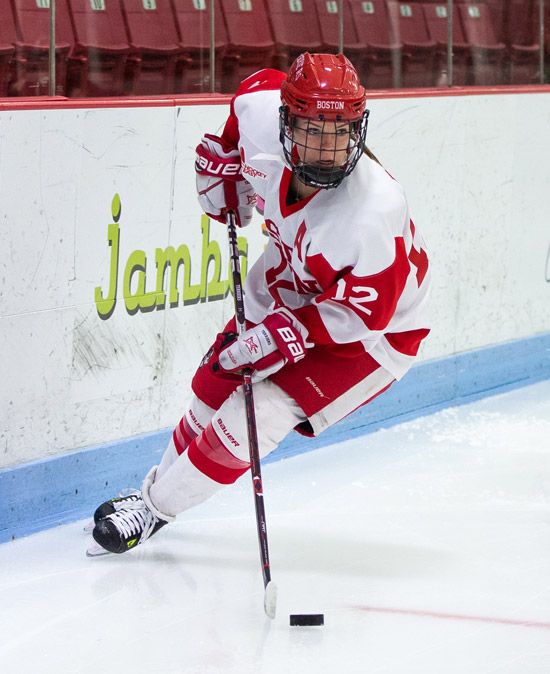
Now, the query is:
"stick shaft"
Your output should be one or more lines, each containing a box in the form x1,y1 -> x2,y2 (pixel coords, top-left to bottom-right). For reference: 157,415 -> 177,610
226,214 -> 272,589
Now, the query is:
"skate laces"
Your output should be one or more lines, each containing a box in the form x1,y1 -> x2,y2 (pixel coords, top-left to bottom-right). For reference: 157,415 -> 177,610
112,492 -> 140,508
108,499 -> 158,541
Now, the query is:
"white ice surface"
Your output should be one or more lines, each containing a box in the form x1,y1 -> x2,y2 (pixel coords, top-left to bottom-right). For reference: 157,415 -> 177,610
1,380 -> 550,674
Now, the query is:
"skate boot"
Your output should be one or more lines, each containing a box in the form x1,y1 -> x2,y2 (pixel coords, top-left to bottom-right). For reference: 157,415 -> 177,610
92,495 -> 168,554
91,466 -> 175,554
93,491 -> 141,524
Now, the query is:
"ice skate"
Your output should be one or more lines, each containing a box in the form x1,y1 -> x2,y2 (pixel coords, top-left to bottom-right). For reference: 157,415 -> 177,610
92,491 -> 141,523
91,495 -> 168,554
82,491 -> 141,534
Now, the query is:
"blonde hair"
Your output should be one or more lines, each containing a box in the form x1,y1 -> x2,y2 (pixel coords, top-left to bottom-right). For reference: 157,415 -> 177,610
363,144 -> 381,166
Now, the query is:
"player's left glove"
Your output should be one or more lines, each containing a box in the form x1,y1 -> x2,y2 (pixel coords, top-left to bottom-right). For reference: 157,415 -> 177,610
218,313 -> 307,380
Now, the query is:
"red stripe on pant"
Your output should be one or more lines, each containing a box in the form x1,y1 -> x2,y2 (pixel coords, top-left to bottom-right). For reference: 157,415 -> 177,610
187,422 -> 250,485
172,416 -> 199,455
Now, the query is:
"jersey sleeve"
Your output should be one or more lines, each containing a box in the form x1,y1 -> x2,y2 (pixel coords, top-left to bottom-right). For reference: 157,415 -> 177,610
220,69 -> 287,150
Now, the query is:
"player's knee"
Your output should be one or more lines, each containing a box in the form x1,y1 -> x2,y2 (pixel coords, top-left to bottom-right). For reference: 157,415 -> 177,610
187,421 -> 250,485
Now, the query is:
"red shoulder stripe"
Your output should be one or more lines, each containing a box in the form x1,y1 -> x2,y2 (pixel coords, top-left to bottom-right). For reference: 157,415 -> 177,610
222,69 -> 286,148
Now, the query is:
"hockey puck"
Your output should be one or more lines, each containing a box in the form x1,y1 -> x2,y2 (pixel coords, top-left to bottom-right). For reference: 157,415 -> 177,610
289,613 -> 324,626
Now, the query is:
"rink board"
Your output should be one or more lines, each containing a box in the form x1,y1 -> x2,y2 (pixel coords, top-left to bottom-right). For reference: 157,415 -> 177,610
2,89 -> 550,470
1,88 -> 550,542
1,331 -> 549,543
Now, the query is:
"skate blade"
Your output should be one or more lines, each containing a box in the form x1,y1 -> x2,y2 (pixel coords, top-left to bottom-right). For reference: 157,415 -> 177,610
83,520 -> 95,534
86,542 -> 111,557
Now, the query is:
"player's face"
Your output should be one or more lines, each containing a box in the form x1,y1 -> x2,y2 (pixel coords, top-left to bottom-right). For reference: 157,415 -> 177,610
292,118 -> 351,168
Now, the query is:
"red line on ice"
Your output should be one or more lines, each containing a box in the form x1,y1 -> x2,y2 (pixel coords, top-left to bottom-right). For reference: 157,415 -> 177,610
355,605 -> 550,631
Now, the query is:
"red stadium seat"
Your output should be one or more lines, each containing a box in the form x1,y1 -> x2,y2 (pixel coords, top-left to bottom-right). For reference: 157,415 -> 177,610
119,0 -> 185,94
422,2 -> 469,85
313,0 -> 366,78
347,0 -> 402,89
387,1 -> 437,87
219,0 -> 275,92
507,0 -> 540,84
65,0 -> 130,96
0,0 -> 16,96
267,0 -> 323,71
457,2 -> 505,84
483,0 -> 506,42
170,0 -> 228,93
10,0 -> 73,95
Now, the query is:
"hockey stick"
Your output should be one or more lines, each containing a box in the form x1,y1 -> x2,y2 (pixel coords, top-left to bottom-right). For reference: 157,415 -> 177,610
226,211 -> 278,620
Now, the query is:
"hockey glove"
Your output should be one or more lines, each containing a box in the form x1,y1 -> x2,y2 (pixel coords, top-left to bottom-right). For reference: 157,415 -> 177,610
195,134 -> 257,227
218,313 -> 307,380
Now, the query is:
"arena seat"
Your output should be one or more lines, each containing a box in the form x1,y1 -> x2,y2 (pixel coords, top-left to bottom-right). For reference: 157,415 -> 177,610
219,0 -> 275,93
457,2 -> 505,85
0,0 -> 16,96
482,0 -> 506,42
170,0 -> 228,94
65,0 -> 130,96
506,0 -> 540,84
347,0 -> 402,89
10,0 -> 73,95
313,0 -> 366,79
266,0 -> 323,72
119,0 -> 184,94
387,1 -> 436,87
422,2 -> 469,85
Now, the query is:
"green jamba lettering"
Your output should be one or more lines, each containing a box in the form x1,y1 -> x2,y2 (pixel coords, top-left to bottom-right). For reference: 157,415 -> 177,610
200,215 -> 248,302
155,244 -> 200,307
123,250 -> 161,315
94,195 -> 122,320
94,222 -> 120,320
94,196 -> 249,319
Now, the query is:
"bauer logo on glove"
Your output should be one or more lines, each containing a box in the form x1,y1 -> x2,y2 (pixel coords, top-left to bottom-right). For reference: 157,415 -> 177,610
195,146 -> 242,178
195,134 -> 257,228
218,313 -> 306,381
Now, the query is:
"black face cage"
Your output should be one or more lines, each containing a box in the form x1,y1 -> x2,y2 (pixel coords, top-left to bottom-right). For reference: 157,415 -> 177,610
279,106 -> 369,189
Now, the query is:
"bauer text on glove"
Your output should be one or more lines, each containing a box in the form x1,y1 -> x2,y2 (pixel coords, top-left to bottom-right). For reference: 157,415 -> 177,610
218,314 -> 306,378
195,134 -> 257,227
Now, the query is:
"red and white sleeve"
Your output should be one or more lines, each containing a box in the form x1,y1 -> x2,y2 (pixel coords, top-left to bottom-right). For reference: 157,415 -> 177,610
220,69 -> 287,150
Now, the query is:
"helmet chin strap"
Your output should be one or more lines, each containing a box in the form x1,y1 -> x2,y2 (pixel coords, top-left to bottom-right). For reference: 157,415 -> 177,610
293,162 -> 348,190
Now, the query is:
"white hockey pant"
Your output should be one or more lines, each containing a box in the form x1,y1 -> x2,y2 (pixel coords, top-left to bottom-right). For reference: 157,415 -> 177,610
145,380 -> 306,519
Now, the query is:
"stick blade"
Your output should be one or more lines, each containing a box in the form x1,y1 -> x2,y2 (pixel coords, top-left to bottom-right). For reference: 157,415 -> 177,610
264,581 -> 278,619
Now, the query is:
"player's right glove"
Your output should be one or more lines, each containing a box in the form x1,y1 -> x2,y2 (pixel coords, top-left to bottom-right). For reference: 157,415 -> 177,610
195,134 -> 257,227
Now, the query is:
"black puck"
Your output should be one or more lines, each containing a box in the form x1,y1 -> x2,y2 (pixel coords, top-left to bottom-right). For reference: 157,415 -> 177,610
289,613 -> 324,626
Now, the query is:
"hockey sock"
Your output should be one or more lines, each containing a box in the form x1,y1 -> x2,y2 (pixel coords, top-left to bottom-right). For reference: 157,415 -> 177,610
156,397 -> 215,481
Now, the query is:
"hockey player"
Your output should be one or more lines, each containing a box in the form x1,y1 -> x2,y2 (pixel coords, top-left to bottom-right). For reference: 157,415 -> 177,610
91,53 -> 431,555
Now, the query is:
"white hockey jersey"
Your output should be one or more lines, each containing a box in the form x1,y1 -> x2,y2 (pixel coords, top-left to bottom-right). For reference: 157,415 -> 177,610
220,69 -> 431,381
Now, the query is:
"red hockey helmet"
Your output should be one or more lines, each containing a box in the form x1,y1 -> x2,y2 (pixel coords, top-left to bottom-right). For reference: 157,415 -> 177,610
281,53 -> 367,122
279,53 -> 369,189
